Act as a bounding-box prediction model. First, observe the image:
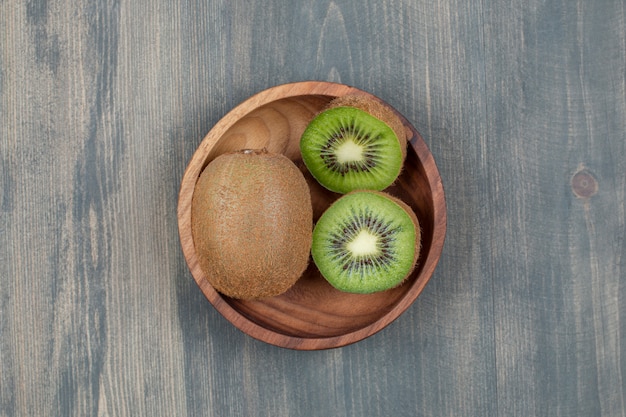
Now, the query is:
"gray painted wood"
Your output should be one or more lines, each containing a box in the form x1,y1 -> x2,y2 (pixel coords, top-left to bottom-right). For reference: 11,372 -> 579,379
1,0 -> 624,416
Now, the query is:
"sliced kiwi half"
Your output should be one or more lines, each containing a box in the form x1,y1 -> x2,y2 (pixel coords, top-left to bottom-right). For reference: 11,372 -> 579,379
311,190 -> 421,294
300,95 -> 407,194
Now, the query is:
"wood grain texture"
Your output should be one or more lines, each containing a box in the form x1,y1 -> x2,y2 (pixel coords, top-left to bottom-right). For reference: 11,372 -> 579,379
1,0 -> 624,416
483,1 -> 626,415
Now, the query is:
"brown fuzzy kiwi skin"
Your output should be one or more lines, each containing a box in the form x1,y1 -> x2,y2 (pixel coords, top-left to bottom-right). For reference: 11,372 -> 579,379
326,95 -> 408,161
191,149 -> 313,299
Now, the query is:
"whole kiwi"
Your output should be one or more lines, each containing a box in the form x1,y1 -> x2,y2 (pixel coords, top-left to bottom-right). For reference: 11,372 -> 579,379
191,149 -> 313,299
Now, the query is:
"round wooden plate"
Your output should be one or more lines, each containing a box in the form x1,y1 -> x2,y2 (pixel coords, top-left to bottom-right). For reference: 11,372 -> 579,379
177,81 -> 446,350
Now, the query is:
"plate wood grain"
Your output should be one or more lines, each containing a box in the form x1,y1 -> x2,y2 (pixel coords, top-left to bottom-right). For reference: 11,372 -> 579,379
177,81 -> 446,350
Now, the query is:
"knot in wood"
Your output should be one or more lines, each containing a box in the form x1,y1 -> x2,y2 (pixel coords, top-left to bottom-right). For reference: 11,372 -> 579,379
571,169 -> 598,199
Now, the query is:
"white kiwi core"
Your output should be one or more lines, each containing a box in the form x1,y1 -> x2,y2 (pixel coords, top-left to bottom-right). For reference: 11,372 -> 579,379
335,140 -> 364,163
346,230 -> 379,256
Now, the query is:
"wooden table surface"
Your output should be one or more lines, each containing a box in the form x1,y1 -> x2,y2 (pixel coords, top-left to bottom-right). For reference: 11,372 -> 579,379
1,0 -> 624,416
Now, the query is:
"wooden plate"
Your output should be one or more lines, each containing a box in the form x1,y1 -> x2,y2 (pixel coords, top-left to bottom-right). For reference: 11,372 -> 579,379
177,81 -> 446,350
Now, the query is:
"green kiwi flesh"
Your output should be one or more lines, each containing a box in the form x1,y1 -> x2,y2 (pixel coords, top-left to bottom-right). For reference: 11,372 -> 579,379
191,149 -> 312,299
311,190 -> 420,294
300,98 -> 406,194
